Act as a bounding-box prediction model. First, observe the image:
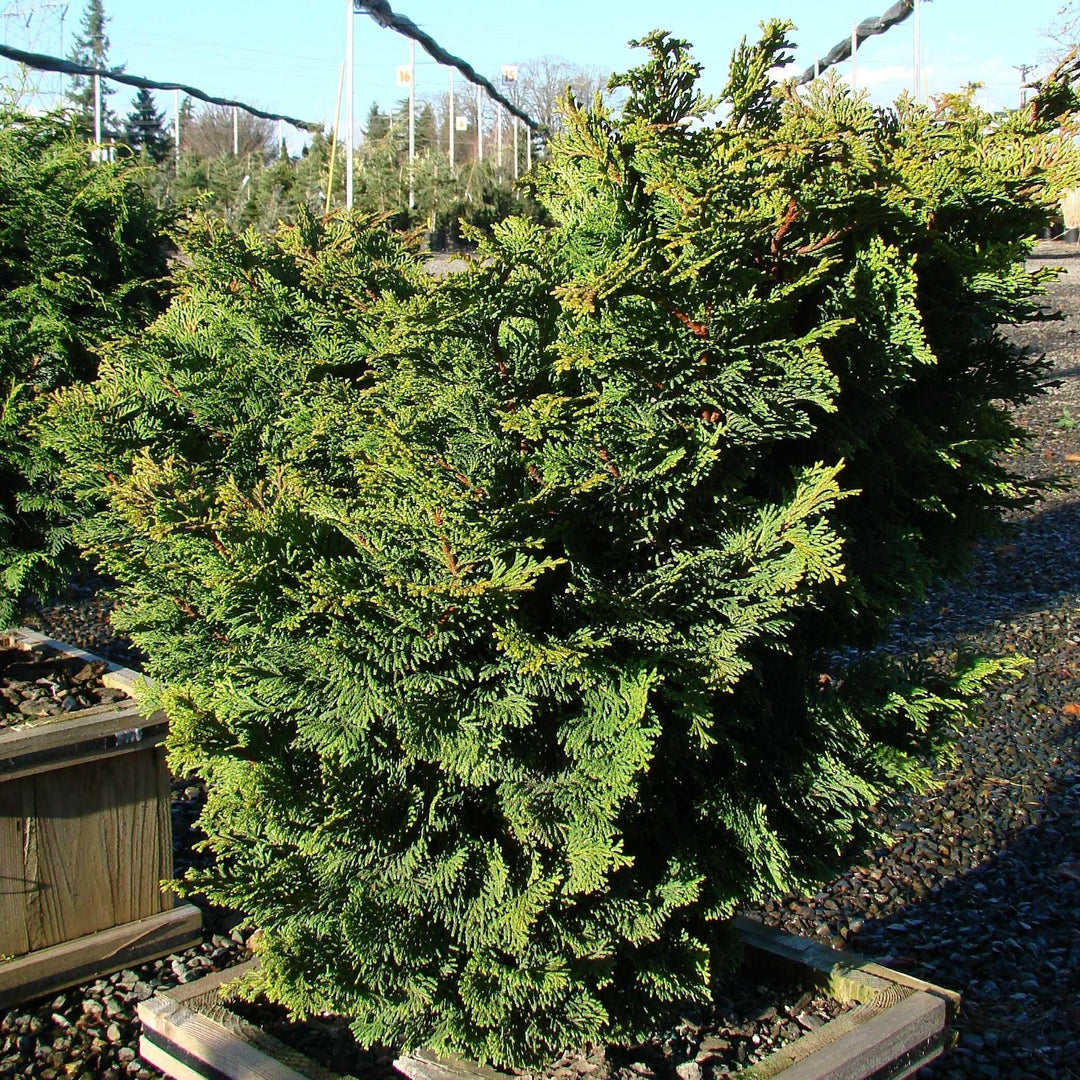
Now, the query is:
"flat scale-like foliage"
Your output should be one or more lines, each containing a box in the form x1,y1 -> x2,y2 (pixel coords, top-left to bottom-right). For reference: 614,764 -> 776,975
48,26 -> 1076,1068
0,109 -> 167,626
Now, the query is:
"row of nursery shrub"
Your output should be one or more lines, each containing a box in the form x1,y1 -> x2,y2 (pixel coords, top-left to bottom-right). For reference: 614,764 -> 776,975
6,21 -> 1080,1069
0,109 -> 168,627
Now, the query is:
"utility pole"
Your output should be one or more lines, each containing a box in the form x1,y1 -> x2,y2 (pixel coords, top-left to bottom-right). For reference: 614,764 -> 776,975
1014,63 -> 1033,108
232,105 -> 238,155
476,84 -> 482,163
59,3 -> 67,102
92,71 -> 100,159
327,60 -> 345,214
345,0 -> 354,209
913,0 -> 922,103
174,88 -> 180,175
408,38 -> 415,209
448,67 -> 454,166
851,25 -> 857,92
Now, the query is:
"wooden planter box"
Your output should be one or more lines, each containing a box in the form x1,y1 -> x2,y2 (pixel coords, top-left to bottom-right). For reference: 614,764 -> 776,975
0,629 -> 202,1009
137,918 -> 959,1080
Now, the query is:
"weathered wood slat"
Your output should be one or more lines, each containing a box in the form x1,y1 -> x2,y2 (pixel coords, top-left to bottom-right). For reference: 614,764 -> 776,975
27,748 -> 171,948
139,988 -> 343,1080
0,903 -> 202,1008
395,1050 -> 519,1080
1,627 -> 147,697
0,700 -> 164,764
755,991 -> 946,1080
0,777 -> 33,957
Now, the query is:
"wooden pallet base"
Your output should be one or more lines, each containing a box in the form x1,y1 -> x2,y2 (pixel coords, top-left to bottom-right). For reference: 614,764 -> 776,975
0,902 -> 203,1009
138,921 -> 958,1080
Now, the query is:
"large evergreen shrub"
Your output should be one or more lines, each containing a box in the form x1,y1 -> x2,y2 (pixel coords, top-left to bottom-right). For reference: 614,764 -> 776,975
49,26 -> 1077,1067
0,109 -> 167,626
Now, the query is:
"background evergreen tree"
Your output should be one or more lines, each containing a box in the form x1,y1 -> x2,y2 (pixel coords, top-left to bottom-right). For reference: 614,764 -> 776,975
66,0 -> 122,140
415,102 -> 437,154
124,87 -> 171,163
47,26 -> 1078,1069
364,101 -> 390,141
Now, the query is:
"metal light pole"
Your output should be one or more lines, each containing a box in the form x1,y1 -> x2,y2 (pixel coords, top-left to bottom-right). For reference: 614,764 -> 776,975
232,105 -> 238,155
1014,63 -> 1032,108
345,0 -> 354,209
913,0 -> 922,103
496,104 -> 502,170
92,71 -> 100,158
476,83 -> 482,163
526,126 -> 531,169
448,67 -> 454,166
513,117 -> 518,179
408,38 -> 415,209
174,88 -> 180,175
59,3 -> 67,101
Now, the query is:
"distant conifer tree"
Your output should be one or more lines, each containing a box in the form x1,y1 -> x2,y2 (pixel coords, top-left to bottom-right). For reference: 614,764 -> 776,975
124,87 -> 172,163
66,0 -> 122,140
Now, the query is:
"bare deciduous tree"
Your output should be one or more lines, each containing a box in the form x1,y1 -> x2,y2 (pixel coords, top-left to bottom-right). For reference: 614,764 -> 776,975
182,104 -> 274,160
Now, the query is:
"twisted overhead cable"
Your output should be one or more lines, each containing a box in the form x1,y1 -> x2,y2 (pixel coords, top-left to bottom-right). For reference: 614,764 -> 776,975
0,41 -> 321,131
797,0 -> 914,85
353,0 -> 542,131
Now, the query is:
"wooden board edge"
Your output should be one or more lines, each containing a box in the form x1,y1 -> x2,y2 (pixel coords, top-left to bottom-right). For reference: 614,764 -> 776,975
139,971 -> 347,1080
394,1050 -> 511,1080
162,958 -> 261,1008
857,962 -> 962,1020
762,991 -> 947,1080
0,706 -> 169,779
0,729 -> 168,782
0,903 -> 202,1009
734,917 -> 961,1020
139,1035 -> 217,1080
2,627 -> 154,697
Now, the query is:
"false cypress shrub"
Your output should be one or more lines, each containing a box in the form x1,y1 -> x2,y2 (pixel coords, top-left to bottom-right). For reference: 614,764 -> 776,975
0,109 -> 167,627
49,25 -> 1072,1067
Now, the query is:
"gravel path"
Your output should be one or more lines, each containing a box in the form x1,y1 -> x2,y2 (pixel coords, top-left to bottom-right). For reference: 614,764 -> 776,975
747,241 -> 1080,1080
5,242 -> 1080,1079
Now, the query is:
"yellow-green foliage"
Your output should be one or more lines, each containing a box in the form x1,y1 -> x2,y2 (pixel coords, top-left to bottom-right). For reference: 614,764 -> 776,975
47,26 -> 1077,1068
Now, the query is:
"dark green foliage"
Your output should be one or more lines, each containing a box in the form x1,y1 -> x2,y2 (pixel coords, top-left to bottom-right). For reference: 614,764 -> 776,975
0,109 -> 167,627
124,88 -> 172,164
48,26 -> 1076,1069
365,101 -> 391,141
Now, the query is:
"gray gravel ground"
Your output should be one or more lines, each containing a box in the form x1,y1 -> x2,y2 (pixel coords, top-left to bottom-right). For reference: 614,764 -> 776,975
748,241 -> 1080,1080
5,242 -> 1080,1079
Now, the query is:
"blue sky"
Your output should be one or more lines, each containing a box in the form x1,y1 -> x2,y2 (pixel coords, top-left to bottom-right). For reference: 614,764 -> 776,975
0,0 -> 1069,150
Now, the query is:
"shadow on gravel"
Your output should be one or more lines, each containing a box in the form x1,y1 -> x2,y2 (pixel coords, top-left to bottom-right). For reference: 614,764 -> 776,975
889,499 -> 1080,648
844,775 -> 1080,1079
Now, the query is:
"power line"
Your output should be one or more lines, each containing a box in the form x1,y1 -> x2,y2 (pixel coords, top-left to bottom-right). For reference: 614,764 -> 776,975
798,0 -> 915,86
0,40 -> 320,130
353,0 -> 541,131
